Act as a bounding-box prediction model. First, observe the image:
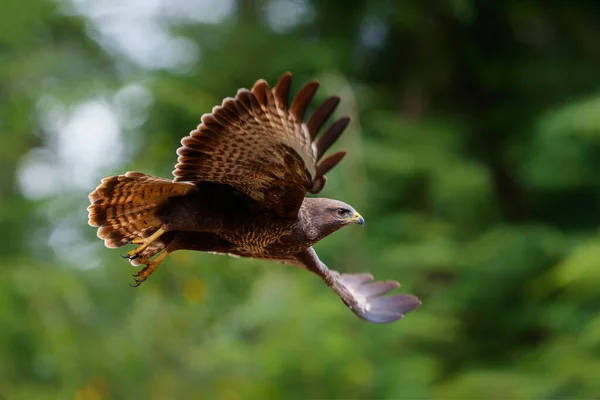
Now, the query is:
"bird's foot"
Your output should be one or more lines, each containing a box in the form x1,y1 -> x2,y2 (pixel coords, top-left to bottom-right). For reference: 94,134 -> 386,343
129,251 -> 168,287
329,271 -> 421,323
125,228 -> 165,260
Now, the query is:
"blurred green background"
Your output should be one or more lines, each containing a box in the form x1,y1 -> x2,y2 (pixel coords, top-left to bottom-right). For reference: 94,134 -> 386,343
2,0 -> 600,399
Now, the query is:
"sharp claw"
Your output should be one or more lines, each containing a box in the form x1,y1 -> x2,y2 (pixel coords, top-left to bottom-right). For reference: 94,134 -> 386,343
130,254 -> 140,260
124,249 -> 167,288
121,253 -> 140,261
129,276 -> 146,287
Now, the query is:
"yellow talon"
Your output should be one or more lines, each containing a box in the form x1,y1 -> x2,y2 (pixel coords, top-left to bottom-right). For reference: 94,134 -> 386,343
130,251 -> 168,287
127,228 -> 165,258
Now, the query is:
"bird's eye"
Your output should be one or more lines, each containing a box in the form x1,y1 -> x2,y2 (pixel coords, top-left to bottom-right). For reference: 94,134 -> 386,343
336,208 -> 347,217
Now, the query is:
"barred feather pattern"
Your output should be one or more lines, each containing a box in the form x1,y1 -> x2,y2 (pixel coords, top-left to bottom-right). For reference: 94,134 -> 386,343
87,172 -> 196,248
172,72 -> 350,218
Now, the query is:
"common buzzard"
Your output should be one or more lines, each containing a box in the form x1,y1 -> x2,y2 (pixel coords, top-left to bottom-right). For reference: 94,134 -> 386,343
88,73 -> 421,323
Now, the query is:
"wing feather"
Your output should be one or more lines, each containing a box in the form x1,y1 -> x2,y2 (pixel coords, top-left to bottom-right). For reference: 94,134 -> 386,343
290,80 -> 319,121
307,96 -> 340,140
173,73 -> 351,217
273,72 -> 292,109
317,151 -> 347,178
316,117 -> 350,160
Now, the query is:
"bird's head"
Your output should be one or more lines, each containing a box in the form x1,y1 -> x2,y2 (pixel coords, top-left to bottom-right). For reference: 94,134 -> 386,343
304,198 -> 364,240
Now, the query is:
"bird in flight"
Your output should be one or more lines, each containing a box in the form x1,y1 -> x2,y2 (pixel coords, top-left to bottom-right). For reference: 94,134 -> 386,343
88,73 -> 421,323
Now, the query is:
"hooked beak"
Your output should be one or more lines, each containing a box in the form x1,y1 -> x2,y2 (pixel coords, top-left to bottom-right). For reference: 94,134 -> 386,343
348,212 -> 365,227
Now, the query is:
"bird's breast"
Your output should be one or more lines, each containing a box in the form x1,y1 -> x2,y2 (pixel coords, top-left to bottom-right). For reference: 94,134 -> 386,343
217,219 -> 297,254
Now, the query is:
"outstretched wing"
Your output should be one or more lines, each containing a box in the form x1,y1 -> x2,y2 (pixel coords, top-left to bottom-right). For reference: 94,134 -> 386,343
173,72 -> 350,218
295,248 -> 421,323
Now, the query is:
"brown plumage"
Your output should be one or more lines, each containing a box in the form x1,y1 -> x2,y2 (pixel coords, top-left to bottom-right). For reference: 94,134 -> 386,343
88,73 -> 421,323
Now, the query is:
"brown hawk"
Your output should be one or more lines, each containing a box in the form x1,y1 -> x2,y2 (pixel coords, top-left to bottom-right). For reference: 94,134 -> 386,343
88,73 -> 421,323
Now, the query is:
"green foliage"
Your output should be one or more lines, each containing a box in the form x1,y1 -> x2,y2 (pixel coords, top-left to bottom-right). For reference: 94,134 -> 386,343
2,0 -> 600,398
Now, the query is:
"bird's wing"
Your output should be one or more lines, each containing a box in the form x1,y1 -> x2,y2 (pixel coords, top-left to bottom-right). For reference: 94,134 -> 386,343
295,247 -> 421,323
173,72 -> 350,218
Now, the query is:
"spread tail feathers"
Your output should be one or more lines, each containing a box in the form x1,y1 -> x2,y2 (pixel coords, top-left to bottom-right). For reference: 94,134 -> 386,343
88,172 -> 195,248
